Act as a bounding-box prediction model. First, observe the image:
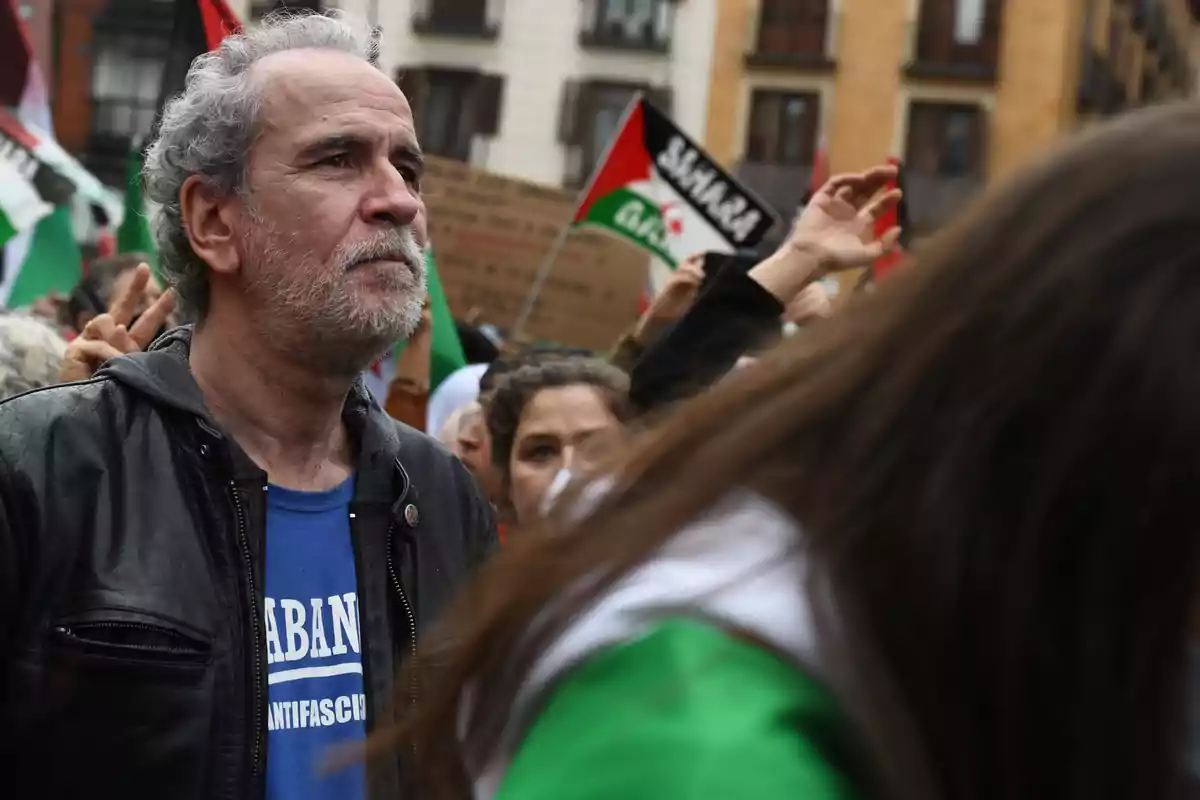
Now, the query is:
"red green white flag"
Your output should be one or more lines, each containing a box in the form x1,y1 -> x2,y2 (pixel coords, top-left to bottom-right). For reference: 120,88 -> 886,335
572,97 -> 779,268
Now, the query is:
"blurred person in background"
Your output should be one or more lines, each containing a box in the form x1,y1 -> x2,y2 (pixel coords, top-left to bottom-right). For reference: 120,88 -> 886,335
378,116 -> 1200,800
57,263 -> 177,383
784,279 -> 834,331
456,320 -> 501,366
608,253 -> 705,373
427,362 -> 489,441
382,295 -> 432,427
454,346 -> 600,505
485,358 -> 631,533
62,253 -> 174,337
628,245 -> 849,416
0,313 -> 68,400
0,12 -> 494,799
438,401 -> 489,481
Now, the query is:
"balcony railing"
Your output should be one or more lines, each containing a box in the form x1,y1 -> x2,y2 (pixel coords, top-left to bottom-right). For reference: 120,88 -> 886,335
578,0 -> 673,54
903,171 -> 984,233
412,0 -> 502,40
744,4 -> 838,70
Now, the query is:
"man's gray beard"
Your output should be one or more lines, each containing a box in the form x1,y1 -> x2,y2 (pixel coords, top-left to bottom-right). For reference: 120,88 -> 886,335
241,226 -> 427,377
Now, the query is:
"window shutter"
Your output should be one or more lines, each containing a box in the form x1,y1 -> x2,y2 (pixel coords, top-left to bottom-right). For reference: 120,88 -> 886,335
558,79 -> 583,145
646,85 -> 674,118
397,67 -> 428,133
475,74 -> 505,137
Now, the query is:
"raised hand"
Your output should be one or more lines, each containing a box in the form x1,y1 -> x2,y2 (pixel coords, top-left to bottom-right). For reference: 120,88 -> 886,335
784,281 -> 834,325
59,264 -> 177,383
792,165 -> 903,271
634,253 -> 706,342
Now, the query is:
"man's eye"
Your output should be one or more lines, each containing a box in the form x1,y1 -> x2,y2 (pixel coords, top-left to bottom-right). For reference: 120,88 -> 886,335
321,153 -> 352,168
398,165 -> 422,189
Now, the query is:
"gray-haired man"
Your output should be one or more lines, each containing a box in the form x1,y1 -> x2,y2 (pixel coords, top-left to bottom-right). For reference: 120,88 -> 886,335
0,12 -> 495,799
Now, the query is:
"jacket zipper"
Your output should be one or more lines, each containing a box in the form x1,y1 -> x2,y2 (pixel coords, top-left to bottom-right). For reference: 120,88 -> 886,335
53,621 -> 206,655
387,520 -> 419,708
231,481 -> 265,781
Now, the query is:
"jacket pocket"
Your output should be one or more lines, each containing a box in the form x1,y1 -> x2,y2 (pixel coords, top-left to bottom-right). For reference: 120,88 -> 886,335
49,619 -> 212,677
17,617 -> 217,796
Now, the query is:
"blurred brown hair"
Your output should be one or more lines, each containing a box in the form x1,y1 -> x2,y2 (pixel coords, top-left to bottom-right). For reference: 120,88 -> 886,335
381,102 -> 1200,800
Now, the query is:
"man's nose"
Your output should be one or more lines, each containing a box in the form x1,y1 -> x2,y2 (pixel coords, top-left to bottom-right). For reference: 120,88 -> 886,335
361,160 -> 422,228
560,446 -> 576,473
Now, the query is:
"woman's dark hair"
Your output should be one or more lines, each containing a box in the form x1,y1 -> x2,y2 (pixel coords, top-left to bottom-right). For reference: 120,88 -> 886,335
485,357 -> 631,479
381,103 -> 1200,800
478,345 -> 597,396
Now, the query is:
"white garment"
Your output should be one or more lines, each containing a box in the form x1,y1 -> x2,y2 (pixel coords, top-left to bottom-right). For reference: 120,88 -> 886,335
474,492 -> 815,798
426,363 -> 487,436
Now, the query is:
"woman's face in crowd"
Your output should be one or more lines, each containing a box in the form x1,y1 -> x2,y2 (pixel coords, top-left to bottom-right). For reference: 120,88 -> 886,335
508,384 -> 621,525
456,406 -> 493,483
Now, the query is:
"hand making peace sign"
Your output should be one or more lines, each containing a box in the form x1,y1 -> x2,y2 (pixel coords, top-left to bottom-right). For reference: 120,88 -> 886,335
59,264 -> 177,383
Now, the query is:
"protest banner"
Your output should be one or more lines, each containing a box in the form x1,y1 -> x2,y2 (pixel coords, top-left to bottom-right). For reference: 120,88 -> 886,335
422,156 -> 646,351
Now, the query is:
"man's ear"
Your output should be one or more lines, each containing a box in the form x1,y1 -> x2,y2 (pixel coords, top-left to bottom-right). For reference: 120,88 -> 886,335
180,175 -> 241,277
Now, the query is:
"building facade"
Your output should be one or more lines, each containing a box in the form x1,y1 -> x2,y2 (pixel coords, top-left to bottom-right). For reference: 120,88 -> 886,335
52,0 -> 720,190
706,0 -> 1200,239
331,0 -> 720,187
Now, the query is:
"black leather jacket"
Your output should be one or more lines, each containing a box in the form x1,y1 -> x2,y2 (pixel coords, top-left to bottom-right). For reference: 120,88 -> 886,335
0,328 -> 496,799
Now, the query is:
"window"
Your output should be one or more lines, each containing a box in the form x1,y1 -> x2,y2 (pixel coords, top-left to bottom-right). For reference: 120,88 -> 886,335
745,91 -> 819,165
558,80 -> 669,186
905,103 -> 984,177
399,68 -> 505,164
904,102 -> 986,231
413,0 -> 495,37
581,0 -> 674,51
912,0 -> 1002,77
90,36 -> 165,141
586,85 -> 640,173
424,74 -> 476,161
954,0 -> 985,44
755,0 -> 830,57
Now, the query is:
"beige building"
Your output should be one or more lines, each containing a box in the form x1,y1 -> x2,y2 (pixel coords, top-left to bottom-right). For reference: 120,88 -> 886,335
705,0 -> 1199,239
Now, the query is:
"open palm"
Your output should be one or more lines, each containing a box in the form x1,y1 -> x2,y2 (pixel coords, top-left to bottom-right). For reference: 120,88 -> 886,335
792,165 -> 903,272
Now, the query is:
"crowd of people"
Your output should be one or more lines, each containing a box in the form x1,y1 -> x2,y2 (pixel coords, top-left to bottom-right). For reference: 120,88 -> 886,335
2,8 -> 1199,800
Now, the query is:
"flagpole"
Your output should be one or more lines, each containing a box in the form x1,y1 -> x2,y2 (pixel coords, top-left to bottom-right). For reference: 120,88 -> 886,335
509,93 -> 646,344
509,222 -> 573,344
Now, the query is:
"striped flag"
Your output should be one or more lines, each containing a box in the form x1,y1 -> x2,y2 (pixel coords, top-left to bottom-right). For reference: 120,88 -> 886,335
872,157 -> 907,281
157,0 -> 242,118
0,141 -> 50,248
0,0 -> 83,308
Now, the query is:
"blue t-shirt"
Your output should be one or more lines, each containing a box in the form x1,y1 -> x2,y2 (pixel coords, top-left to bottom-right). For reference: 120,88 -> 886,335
264,477 -> 365,800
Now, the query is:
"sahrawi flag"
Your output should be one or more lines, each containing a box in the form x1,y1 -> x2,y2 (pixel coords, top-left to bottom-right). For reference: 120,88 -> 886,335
573,96 -> 778,271
0,0 -> 85,307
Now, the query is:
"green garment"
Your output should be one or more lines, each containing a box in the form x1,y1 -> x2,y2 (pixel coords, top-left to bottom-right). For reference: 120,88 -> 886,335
116,144 -> 157,273
496,619 -> 859,800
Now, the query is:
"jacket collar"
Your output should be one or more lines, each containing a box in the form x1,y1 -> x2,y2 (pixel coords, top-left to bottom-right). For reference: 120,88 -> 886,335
101,326 -> 406,499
